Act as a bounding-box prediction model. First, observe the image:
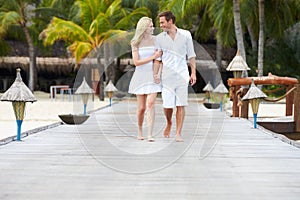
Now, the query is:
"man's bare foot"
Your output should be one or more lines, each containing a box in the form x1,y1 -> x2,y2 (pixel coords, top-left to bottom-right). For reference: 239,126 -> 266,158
148,137 -> 155,142
163,123 -> 172,138
163,128 -> 170,138
175,135 -> 184,142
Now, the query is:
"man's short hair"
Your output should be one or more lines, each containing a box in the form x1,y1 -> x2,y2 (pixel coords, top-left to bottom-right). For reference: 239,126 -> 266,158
158,11 -> 176,24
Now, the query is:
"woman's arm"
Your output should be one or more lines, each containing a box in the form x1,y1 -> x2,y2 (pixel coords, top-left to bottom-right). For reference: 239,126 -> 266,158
131,45 -> 162,66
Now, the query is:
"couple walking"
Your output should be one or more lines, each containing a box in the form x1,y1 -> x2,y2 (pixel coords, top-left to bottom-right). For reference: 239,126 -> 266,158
128,11 -> 197,142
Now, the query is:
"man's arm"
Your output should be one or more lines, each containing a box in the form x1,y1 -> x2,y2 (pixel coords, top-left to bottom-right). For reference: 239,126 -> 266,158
189,57 -> 196,86
153,60 -> 162,84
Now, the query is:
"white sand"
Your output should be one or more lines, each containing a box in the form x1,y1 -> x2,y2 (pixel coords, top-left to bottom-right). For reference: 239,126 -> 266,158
0,91 -> 110,140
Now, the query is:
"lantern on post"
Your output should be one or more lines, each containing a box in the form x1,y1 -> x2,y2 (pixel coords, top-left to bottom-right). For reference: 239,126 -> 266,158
104,80 -> 118,106
75,77 -> 94,115
213,80 -> 229,111
226,50 -> 250,78
203,81 -> 214,103
242,79 -> 267,128
0,68 -> 37,141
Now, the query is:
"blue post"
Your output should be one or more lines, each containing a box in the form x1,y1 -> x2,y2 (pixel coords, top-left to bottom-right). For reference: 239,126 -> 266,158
207,97 -> 210,103
110,98 -> 112,107
220,101 -> 223,111
83,104 -> 87,115
253,113 -> 257,128
16,120 -> 23,141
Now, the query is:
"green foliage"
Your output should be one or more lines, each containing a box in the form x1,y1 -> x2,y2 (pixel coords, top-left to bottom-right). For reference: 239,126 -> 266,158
40,0 -> 149,63
262,85 -> 286,98
0,38 -> 10,55
264,34 -> 300,80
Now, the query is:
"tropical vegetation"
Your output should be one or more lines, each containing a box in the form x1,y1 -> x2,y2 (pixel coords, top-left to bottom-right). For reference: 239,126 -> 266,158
0,0 -> 299,94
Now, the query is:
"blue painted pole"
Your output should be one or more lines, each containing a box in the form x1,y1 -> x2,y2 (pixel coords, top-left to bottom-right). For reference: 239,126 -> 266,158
207,97 -> 210,103
16,120 -> 23,141
220,101 -> 223,111
253,113 -> 257,128
83,104 -> 87,115
110,98 -> 112,107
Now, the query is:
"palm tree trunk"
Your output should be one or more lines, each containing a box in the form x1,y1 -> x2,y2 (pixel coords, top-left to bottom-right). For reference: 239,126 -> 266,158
97,46 -> 105,101
22,26 -> 36,91
247,23 -> 257,51
216,38 -> 222,71
232,0 -> 246,60
257,0 -> 265,77
233,0 -> 247,77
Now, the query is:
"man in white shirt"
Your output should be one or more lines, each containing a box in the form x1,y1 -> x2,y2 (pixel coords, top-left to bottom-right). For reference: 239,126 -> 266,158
154,11 -> 197,142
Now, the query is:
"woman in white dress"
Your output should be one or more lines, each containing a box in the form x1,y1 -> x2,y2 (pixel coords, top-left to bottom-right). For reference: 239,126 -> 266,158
128,17 -> 162,142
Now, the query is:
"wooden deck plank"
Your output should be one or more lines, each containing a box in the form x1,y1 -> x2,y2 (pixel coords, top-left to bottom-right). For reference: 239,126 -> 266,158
0,101 -> 300,199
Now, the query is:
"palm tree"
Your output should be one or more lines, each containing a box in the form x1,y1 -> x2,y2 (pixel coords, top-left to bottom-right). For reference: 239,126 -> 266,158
39,0 -> 148,100
0,0 -> 38,91
242,0 -> 300,77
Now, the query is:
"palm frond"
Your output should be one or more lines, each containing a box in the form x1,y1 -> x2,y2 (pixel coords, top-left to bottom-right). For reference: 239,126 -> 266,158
114,7 -> 149,30
0,11 -> 23,35
89,13 -> 111,41
69,41 -> 93,63
76,0 -> 102,30
40,17 -> 91,46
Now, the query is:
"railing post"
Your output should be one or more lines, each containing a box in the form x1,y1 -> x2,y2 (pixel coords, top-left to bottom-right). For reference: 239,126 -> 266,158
286,85 -> 294,116
241,97 -> 249,119
294,84 -> 300,132
231,85 -> 239,117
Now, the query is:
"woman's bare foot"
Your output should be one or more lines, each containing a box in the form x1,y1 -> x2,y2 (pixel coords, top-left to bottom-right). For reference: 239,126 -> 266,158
175,135 -> 184,142
137,136 -> 144,140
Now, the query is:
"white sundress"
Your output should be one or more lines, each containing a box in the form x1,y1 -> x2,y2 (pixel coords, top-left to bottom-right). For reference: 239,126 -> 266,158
128,46 -> 162,95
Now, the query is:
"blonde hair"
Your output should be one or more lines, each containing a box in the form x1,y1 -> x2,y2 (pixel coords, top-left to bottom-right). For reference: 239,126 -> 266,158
131,17 -> 152,47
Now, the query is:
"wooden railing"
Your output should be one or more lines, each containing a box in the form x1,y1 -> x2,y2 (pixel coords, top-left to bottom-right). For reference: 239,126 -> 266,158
227,76 -> 299,132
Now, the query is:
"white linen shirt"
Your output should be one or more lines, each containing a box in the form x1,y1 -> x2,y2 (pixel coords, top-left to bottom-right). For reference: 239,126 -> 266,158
155,28 -> 196,82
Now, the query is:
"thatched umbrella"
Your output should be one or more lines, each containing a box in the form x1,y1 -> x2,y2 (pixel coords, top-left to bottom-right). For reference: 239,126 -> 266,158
0,68 -> 37,141
203,81 -> 214,102
226,50 -> 250,78
213,80 -> 229,111
75,77 -> 94,115
242,79 -> 267,128
104,80 -> 118,106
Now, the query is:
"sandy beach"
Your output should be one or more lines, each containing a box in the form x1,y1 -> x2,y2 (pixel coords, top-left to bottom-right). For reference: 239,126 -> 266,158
0,91 -> 110,140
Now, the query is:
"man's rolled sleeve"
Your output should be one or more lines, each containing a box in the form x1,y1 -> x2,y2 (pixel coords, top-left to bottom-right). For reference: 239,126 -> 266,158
186,32 -> 196,59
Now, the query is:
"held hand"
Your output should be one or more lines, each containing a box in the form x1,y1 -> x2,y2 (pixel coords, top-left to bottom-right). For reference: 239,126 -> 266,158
153,74 -> 161,84
190,73 -> 196,86
154,50 -> 163,59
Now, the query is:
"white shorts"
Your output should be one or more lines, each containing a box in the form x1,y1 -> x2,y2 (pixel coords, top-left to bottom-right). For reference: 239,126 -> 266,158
161,79 -> 188,108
